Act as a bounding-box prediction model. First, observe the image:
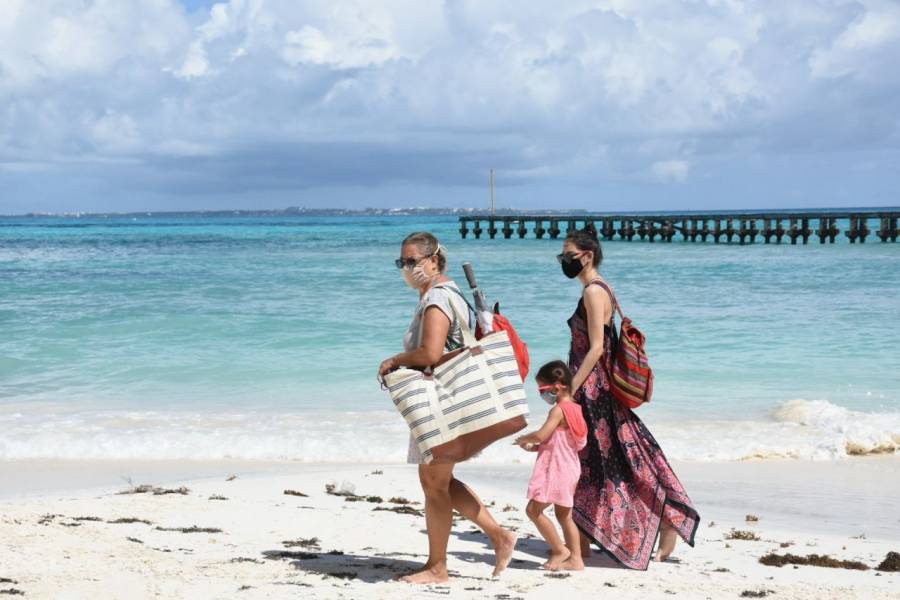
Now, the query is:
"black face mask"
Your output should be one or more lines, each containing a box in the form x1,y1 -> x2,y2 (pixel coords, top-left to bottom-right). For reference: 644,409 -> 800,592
561,257 -> 585,279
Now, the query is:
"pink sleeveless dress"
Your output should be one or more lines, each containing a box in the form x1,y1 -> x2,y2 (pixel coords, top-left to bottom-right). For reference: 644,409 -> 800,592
526,402 -> 588,507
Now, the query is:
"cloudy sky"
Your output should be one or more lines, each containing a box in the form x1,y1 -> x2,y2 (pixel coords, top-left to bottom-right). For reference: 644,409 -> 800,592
1,0 -> 899,214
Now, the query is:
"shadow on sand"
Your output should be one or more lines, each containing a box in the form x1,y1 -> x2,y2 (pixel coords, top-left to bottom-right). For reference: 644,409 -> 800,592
449,527 -> 629,570
262,549 -> 425,584
263,526 -> 629,585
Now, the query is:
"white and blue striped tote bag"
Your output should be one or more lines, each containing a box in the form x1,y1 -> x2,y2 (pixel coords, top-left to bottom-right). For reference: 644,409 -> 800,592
383,299 -> 529,463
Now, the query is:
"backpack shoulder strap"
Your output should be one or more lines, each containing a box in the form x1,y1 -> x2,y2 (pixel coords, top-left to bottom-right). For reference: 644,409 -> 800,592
431,283 -> 477,346
585,279 -> 624,320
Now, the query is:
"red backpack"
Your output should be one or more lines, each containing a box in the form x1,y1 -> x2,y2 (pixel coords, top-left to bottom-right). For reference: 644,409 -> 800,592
591,280 -> 653,409
477,304 -> 530,382
444,285 -> 531,382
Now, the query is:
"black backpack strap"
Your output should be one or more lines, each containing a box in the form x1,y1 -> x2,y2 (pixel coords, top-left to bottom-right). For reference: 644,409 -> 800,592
432,283 -> 476,333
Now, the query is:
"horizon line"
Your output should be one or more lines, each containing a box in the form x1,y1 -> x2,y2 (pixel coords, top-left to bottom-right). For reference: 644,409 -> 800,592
3,204 -> 900,219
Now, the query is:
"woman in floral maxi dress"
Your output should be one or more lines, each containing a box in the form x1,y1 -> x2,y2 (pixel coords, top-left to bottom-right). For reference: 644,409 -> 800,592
558,226 -> 700,571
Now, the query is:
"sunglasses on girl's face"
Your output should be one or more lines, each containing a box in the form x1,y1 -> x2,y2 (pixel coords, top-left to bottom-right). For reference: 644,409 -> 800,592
537,384 -> 558,393
556,252 -> 583,264
394,256 -> 430,270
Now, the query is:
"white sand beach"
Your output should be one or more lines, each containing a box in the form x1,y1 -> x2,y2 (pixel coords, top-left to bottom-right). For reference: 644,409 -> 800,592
2,458 -> 898,599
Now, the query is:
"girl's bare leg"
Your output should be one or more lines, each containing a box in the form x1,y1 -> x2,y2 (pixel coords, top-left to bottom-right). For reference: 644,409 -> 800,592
554,505 -> 584,571
400,463 -> 455,584
526,500 -> 569,569
449,478 -> 518,576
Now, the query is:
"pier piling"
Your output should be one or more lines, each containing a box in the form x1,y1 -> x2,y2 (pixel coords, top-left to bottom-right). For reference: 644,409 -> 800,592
549,220 -> 560,239
457,210 -> 898,245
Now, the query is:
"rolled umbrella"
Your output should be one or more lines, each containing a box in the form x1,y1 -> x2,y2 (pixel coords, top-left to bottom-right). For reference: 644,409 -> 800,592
462,261 -> 494,335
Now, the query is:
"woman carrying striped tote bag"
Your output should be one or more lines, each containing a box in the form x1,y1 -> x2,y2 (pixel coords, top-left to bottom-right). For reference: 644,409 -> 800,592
381,285 -> 529,464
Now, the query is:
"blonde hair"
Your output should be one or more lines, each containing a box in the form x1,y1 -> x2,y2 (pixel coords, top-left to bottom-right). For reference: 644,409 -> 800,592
402,231 -> 448,272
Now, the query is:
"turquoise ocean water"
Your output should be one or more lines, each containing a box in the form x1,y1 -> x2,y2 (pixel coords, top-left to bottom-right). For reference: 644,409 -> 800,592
1,214 -> 898,463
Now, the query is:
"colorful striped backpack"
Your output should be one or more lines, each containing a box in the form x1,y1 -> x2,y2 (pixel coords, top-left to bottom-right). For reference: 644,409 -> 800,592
591,280 -> 653,410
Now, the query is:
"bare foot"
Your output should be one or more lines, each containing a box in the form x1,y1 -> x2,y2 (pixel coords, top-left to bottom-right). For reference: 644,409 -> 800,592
559,555 -> 585,571
398,563 -> 449,584
655,522 -> 678,562
542,549 -> 571,570
491,529 -> 518,577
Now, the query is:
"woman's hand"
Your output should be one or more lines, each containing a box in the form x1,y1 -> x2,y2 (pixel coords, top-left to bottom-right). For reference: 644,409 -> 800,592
378,357 -> 397,377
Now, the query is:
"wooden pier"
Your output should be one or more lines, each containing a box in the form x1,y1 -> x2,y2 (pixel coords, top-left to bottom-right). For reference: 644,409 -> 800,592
458,210 -> 899,244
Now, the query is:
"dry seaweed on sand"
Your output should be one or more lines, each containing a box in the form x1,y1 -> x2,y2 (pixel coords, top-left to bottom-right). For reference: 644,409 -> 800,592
387,496 -> 416,505
0,589 -> 25,596
325,572 -> 357,580
725,529 -> 761,541
0,580 -> 16,585
126,537 -> 144,544
876,551 -> 900,572
263,550 -> 319,560
745,514 -> 760,522
226,475 -> 237,481
108,517 -> 153,525
155,525 -> 223,534
208,494 -> 228,501
372,505 -> 424,517
283,489 -> 308,497
282,537 -> 320,549
759,553 -> 869,570
118,484 -> 189,496
72,516 -> 103,522
230,557 -> 263,564
344,495 -> 383,503
740,590 -> 774,598
37,513 -> 62,525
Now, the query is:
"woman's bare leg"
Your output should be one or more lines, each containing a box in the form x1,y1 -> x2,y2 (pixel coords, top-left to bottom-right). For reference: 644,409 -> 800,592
400,463 -> 455,584
450,478 -> 518,576
526,500 -> 569,569
655,519 -> 678,562
554,506 -> 584,571
579,531 -> 592,558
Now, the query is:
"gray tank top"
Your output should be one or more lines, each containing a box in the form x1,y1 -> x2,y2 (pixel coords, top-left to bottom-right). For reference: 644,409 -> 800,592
402,281 -> 471,353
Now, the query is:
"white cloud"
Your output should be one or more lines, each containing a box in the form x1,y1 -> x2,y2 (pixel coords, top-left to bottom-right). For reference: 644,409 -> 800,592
1,0 -> 899,210
651,160 -> 690,183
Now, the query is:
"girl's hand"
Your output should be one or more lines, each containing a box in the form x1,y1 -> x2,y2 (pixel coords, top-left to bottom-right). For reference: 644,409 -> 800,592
378,357 -> 397,377
515,436 -> 536,450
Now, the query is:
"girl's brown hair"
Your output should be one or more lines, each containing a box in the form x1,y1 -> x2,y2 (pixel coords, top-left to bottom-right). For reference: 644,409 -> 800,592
535,360 -> 573,391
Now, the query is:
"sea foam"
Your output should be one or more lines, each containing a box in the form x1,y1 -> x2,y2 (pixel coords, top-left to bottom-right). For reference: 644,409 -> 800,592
0,400 -> 896,463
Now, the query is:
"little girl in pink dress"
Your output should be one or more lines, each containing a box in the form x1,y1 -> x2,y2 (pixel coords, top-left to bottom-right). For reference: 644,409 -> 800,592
516,360 -> 588,571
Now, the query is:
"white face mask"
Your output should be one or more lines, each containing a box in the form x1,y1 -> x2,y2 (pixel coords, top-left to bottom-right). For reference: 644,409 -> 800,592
402,256 -> 438,289
402,268 -> 419,288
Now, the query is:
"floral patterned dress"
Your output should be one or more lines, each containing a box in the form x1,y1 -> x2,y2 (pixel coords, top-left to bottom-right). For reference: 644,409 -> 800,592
569,281 -> 700,570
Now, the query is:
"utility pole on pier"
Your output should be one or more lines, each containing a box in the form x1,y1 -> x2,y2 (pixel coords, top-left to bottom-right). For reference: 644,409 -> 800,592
489,169 -> 495,215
